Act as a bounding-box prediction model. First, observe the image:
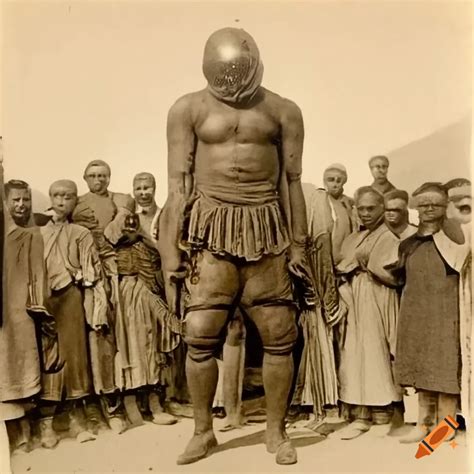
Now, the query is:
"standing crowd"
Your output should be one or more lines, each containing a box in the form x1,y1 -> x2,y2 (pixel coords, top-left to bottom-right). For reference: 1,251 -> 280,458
0,152 -> 471,469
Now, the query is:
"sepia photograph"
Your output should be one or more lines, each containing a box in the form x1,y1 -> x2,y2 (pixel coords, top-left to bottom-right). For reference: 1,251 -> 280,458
0,0 -> 472,472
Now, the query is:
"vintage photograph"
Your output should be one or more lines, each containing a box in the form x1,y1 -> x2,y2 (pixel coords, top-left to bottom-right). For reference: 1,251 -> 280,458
0,1 -> 472,472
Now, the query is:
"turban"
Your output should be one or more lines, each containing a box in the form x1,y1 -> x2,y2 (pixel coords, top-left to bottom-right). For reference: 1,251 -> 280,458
203,27 -> 264,104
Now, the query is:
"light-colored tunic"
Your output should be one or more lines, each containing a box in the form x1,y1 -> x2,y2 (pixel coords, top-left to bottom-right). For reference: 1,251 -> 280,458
337,222 -> 402,406
292,186 -> 351,415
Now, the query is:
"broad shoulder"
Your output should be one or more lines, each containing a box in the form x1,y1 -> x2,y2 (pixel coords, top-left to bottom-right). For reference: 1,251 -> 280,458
262,88 -> 302,121
168,90 -> 206,122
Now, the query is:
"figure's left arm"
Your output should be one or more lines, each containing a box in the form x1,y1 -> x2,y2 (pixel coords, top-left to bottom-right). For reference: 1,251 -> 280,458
281,99 -> 308,277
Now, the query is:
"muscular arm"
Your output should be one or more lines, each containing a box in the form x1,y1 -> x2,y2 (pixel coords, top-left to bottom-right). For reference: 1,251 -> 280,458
157,95 -> 196,273
280,100 -> 307,246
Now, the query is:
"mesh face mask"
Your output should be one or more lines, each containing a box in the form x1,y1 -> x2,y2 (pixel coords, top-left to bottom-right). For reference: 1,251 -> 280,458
202,28 -> 264,104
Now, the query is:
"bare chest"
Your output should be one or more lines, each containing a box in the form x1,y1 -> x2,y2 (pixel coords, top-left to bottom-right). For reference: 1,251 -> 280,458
195,102 -> 280,145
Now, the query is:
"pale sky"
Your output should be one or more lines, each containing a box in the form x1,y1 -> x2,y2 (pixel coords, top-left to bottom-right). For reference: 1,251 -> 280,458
1,0 -> 472,210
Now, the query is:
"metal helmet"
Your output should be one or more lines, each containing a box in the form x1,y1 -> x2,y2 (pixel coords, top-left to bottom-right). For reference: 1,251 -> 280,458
202,27 -> 263,104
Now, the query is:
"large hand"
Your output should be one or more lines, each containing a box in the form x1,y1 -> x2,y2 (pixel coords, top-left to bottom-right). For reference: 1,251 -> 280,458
288,243 -> 308,280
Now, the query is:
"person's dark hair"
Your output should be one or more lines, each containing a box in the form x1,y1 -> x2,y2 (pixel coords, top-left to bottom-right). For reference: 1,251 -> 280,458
384,189 -> 409,204
444,178 -> 471,190
354,186 -> 384,204
412,182 -> 448,199
5,179 -> 30,198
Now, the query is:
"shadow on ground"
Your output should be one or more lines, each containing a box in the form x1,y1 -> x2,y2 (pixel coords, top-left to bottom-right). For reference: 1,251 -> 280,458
214,428 -> 326,455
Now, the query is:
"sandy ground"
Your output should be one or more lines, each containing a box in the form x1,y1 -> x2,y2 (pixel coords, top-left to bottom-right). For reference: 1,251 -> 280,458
12,419 -> 472,473
10,417 -> 472,474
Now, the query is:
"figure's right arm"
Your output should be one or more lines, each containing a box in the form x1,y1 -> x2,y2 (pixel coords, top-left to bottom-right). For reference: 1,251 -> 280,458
157,95 -> 196,274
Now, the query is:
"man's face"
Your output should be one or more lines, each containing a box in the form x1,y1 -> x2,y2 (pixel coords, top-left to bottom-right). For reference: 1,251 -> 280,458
370,158 -> 389,181
7,188 -> 32,226
357,193 -> 384,229
84,165 -> 110,194
384,198 -> 407,226
133,178 -> 155,207
49,184 -> 77,220
447,197 -> 472,225
416,192 -> 447,224
324,170 -> 345,199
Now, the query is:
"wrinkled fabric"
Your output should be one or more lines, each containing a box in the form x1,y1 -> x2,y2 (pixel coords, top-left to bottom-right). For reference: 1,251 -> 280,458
292,186 -> 349,414
395,234 -> 461,394
460,252 -> 472,429
40,222 -> 106,401
336,223 -> 402,406
117,276 -> 180,390
0,215 -> 49,402
73,192 -> 130,394
41,285 -> 92,401
115,239 -> 180,390
186,194 -> 289,260
302,185 -> 355,262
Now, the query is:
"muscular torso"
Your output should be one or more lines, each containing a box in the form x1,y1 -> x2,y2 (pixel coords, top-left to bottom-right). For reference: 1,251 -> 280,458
191,89 -> 283,203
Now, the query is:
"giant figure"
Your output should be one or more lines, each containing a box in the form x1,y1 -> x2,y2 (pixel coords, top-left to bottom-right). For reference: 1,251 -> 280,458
157,27 -> 308,465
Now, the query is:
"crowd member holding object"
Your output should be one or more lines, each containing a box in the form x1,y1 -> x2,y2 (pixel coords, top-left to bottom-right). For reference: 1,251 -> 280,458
335,187 -> 402,440
158,27 -> 309,465
392,183 -> 470,443
133,173 -> 161,246
115,202 -> 180,425
134,172 -> 192,417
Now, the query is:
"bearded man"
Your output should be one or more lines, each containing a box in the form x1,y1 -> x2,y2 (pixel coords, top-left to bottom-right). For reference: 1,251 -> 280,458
157,27 -> 308,465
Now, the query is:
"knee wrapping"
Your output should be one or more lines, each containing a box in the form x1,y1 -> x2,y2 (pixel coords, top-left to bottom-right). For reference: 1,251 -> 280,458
247,304 -> 298,356
263,338 -> 296,356
183,306 -> 229,363
185,335 -> 222,363
262,319 -> 298,356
